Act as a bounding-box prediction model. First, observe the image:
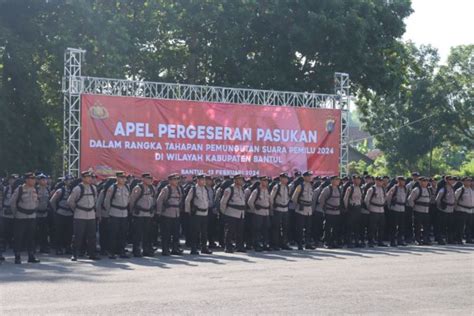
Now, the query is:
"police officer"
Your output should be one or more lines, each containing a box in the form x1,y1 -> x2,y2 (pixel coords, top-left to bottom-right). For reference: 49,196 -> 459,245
36,174 -> 50,253
292,171 -> 315,250
248,176 -> 271,251
206,176 -> 219,249
95,177 -> 113,255
270,173 -> 291,250
50,175 -> 74,255
11,172 -> 40,264
405,172 -> 421,243
365,176 -> 387,247
157,173 -> 183,256
312,179 -> 327,247
67,171 -> 100,261
1,174 -> 18,256
453,177 -> 473,244
244,175 -> 258,250
343,175 -> 363,247
104,171 -> 130,259
220,174 -> 246,253
386,176 -> 407,246
319,175 -> 342,249
185,174 -> 212,255
408,177 -> 432,245
129,173 -> 156,257
435,176 -> 455,244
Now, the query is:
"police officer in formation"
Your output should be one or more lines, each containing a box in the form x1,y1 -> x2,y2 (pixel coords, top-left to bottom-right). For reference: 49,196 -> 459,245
0,170 -> 473,264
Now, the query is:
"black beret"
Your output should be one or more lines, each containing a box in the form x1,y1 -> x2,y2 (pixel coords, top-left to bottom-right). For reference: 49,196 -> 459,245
259,175 -> 269,181
411,172 -> 420,177
375,176 -> 383,181
396,176 -> 406,181
167,173 -> 180,180
196,174 -> 205,179
233,174 -> 244,180
303,171 -> 313,177
279,173 -> 289,178
461,176 -> 472,181
352,174 -> 361,179
330,175 -> 340,180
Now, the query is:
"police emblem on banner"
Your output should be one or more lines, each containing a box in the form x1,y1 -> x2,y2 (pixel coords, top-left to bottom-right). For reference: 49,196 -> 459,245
326,116 -> 336,133
89,101 -> 109,119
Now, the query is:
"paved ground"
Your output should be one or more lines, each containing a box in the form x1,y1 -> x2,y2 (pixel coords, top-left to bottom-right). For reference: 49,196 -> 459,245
1,245 -> 473,315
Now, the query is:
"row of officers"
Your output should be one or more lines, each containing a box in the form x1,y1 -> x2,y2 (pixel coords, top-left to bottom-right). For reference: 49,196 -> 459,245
0,170 -> 473,264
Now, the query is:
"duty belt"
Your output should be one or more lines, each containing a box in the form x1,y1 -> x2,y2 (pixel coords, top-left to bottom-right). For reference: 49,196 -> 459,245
274,202 -> 289,208
111,204 -> 128,210
325,204 -> 340,211
17,207 -> 36,215
228,203 -> 245,210
442,201 -> 454,206
370,202 -> 385,207
135,205 -> 153,213
164,203 -> 180,209
58,206 -> 72,213
193,206 -> 208,212
457,203 -> 473,209
394,202 -> 406,206
76,205 -> 95,212
255,204 -> 270,210
415,201 -> 430,207
299,200 -> 312,207
37,208 -> 48,213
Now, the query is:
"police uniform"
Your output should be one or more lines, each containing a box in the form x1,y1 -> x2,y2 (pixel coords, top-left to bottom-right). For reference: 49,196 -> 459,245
129,174 -> 156,257
404,173 -> 420,243
435,180 -> 455,244
1,176 -> 17,253
10,173 -> 40,263
343,178 -> 363,247
319,179 -> 342,248
454,179 -> 474,243
157,174 -> 183,255
386,178 -> 407,246
220,175 -> 246,253
206,177 -> 219,248
36,175 -> 51,253
408,179 -> 431,245
50,178 -> 73,254
365,179 -> 387,246
270,174 -> 291,250
95,183 -> 109,255
104,172 -> 130,258
248,177 -> 271,251
185,175 -> 212,254
311,183 -> 325,246
67,171 -> 99,261
292,172 -> 314,250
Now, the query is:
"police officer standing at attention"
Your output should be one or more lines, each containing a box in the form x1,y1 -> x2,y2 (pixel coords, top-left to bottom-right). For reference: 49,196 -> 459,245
270,173 -> 291,250
292,171 -> 315,250
408,177 -> 432,245
157,173 -> 183,256
248,176 -> 271,251
435,176 -> 455,244
453,177 -> 473,244
129,173 -> 155,257
385,176 -> 407,246
36,174 -> 50,253
220,174 -> 246,253
50,175 -> 73,255
405,172 -> 420,243
319,175 -> 342,248
67,171 -> 100,261
104,171 -> 130,259
1,174 -> 18,253
10,173 -> 40,264
343,175 -> 363,247
364,176 -> 387,247
185,174 -> 212,255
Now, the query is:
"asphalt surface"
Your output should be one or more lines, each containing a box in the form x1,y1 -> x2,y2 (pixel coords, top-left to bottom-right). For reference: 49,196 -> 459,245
1,245 -> 473,315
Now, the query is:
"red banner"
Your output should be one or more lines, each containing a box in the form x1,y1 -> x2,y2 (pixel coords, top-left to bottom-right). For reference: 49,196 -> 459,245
80,94 -> 340,179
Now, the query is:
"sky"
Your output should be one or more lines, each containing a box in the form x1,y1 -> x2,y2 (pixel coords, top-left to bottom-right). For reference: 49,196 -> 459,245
403,0 -> 474,64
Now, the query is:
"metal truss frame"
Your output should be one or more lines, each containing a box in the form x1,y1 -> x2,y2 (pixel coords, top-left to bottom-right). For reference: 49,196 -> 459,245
63,48 -> 350,176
